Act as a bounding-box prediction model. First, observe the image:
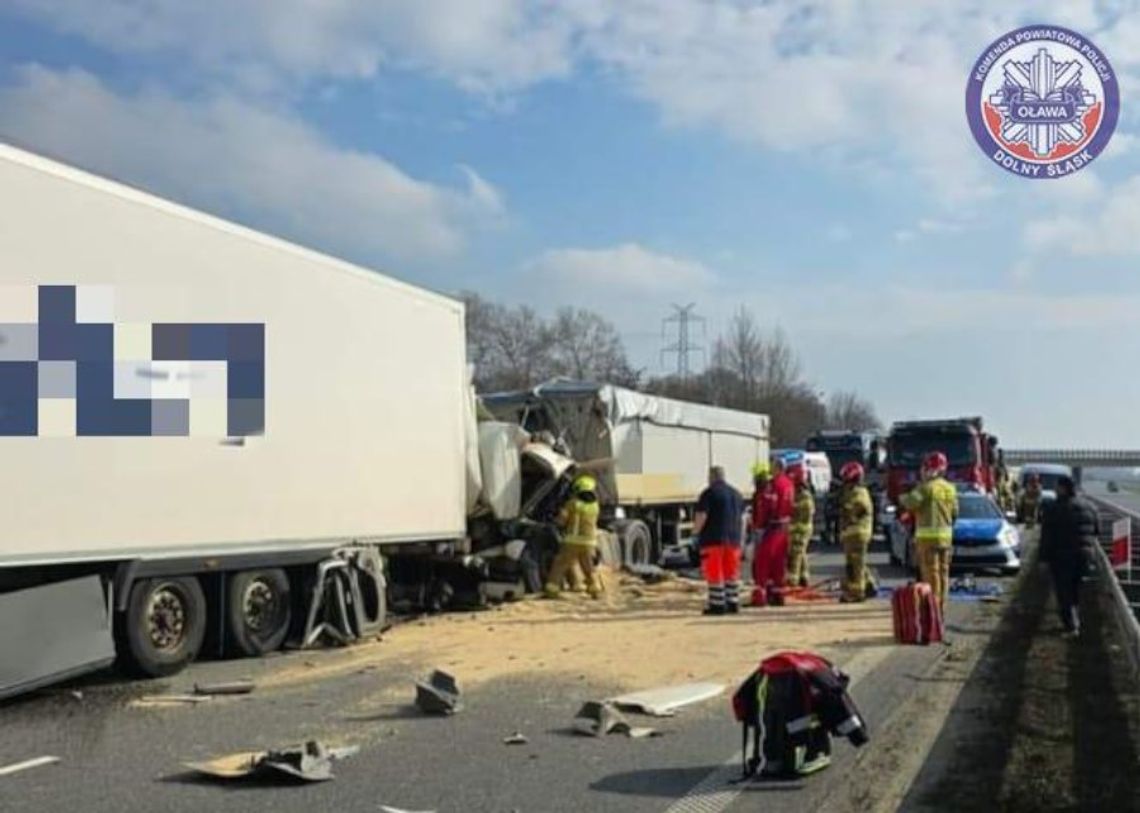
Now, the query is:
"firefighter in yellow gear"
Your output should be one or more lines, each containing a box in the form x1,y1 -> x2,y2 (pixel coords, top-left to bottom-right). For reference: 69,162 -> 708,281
900,452 -> 959,610
545,474 -> 602,599
787,466 -> 814,587
1018,473 -> 1043,529
995,465 -> 1015,514
837,461 -> 875,602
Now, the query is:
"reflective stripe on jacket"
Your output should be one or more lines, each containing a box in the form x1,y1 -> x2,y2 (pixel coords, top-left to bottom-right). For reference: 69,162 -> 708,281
839,485 -> 873,544
901,478 -> 958,546
559,498 -> 600,546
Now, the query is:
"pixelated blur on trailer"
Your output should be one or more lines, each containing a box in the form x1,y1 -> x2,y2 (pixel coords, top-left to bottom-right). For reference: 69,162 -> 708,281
0,284 -> 264,437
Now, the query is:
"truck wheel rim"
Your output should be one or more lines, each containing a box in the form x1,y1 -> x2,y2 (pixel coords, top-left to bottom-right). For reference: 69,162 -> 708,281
147,585 -> 187,650
242,580 -> 277,634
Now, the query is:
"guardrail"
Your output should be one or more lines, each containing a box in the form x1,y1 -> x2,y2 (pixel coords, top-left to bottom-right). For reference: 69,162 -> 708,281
1087,494 -> 1140,679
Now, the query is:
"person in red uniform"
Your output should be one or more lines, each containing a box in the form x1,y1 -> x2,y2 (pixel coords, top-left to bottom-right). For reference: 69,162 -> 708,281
751,456 -> 795,606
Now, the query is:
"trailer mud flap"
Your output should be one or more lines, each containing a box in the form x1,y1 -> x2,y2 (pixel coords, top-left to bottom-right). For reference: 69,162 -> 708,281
0,575 -> 116,700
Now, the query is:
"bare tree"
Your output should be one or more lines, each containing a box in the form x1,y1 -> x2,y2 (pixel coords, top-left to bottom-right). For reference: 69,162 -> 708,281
825,390 -> 881,432
549,308 -> 640,387
460,293 -> 637,392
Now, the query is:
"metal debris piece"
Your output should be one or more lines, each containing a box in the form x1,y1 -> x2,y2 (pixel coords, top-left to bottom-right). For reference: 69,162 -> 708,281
624,563 -> 670,583
184,740 -> 358,783
378,807 -> 438,813
503,732 -> 529,745
194,680 -> 255,696
573,701 -> 659,739
608,682 -> 725,717
0,756 -> 60,777
133,694 -> 212,707
414,670 -> 462,715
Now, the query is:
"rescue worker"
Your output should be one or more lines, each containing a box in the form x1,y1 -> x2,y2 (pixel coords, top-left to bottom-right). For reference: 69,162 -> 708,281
837,461 -> 875,602
747,460 -> 771,592
1040,475 -> 1099,638
787,463 -> 814,588
752,456 -> 794,606
1019,473 -> 1043,529
995,463 -> 1015,515
899,451 -> 959,610
544,474 -> 602,599
693,465 -> 745,615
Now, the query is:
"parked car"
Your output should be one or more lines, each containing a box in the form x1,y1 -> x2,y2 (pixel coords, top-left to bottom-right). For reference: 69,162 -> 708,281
1018,463 -> 1073,503
888,486 -> 1021,576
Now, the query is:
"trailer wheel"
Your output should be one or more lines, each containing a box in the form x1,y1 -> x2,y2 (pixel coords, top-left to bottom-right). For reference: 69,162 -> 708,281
621,520 -> 653,568
226,568 -> 292,657
119,576 -> 207,677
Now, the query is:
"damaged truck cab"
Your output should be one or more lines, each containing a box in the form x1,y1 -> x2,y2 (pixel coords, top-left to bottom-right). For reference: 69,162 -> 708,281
481,381 -> 770,567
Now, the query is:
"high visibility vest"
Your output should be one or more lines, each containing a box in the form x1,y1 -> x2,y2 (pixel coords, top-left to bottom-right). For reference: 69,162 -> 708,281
902,478 -> 958,546
790,488 -> 814,540
560,498 -> 599,546
839,485 -> 873,544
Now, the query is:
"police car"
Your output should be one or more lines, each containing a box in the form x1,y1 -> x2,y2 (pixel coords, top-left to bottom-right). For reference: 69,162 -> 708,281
888,486 -> 1021,576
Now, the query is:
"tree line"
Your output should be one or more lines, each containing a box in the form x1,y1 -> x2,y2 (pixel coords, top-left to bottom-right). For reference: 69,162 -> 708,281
462,293 -> 879,447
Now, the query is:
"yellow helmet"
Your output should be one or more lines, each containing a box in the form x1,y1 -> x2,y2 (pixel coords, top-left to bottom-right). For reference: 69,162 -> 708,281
572,474 -> 597,494
751,461 -> 770,479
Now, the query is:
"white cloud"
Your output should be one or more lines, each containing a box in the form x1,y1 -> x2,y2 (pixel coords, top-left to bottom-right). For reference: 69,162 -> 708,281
11,0 -> 1137,203
894,230 -> 917,243
0,65 -> 504,263
1024,175 -> 1140,256
4,0 -> 579,93
916,218 -> 965,235
526,243 -> 715,293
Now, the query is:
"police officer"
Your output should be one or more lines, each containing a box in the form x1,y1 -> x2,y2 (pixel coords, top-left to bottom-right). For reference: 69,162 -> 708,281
838,461 -> 875,602
787,464 -> 814,588
544,474 -> 602,599
900,451 -> 959,610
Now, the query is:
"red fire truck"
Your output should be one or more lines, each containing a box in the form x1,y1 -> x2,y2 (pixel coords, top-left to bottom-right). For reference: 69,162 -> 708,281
885,417 -> 1000,505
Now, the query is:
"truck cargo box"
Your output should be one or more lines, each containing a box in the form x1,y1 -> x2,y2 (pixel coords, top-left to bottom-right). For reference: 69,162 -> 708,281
482,381 -> 768,505
0,144 -> 469,567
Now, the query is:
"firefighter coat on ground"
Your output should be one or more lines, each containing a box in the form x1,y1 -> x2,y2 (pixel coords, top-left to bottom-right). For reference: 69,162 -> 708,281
788,483 -> 815,587
545,478 -> 602,599
838,483 -> 875,601
900,477 -> 958,609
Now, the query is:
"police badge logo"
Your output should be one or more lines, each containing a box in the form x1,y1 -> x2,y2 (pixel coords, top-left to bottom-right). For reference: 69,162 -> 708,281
966,25 -> 1119,179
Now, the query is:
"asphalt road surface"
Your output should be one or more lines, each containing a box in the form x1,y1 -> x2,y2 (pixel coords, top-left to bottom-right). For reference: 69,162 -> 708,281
0,548 -> 1010,813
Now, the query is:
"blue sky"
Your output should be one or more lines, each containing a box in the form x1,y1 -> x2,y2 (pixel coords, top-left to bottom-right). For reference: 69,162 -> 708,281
2,1 -> 1140,445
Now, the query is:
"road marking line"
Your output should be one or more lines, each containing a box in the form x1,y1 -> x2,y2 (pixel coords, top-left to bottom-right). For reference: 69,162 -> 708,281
0,755 -> 60,777
663,646 -> 894,813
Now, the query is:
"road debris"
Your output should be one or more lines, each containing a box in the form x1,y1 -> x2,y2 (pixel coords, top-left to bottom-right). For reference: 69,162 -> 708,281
623,563 -> 671,584
132,694 -> 212,707
573,701 -> 660,738
608,682 -> 724,717
378,807 -> 437,813
414,669 -> 462,715
194,679 -> 255,696
184,740 -> 359,783
0,756 -> 60,777
503,732 -> 529,745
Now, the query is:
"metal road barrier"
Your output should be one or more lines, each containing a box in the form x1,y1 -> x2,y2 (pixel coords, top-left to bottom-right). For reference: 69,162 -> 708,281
1087,494 -> 1140,679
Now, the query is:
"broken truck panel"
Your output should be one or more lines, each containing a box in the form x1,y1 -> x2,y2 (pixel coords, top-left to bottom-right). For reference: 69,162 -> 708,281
414,669 -> 462,715
0,575 -> 115,701
608,682 -> 725,717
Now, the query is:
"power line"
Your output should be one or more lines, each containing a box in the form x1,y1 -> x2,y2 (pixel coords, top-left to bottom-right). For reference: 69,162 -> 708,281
661,303 -> 706,378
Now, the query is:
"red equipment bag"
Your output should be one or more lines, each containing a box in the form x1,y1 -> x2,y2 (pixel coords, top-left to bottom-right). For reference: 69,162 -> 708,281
891,582 -> 943,645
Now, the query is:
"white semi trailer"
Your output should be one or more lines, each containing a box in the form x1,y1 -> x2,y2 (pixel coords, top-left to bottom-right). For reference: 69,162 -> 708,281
0,143 -> 472,697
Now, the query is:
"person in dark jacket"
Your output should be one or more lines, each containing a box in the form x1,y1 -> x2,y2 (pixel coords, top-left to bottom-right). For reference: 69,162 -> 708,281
1039,475 -> 1100,637
694,466 -> 745,615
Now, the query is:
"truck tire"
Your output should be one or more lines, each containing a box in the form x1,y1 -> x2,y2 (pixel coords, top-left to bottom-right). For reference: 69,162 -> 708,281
119,576 -> 207,677
621,520 -> 653,568
226,568 -> 292,657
